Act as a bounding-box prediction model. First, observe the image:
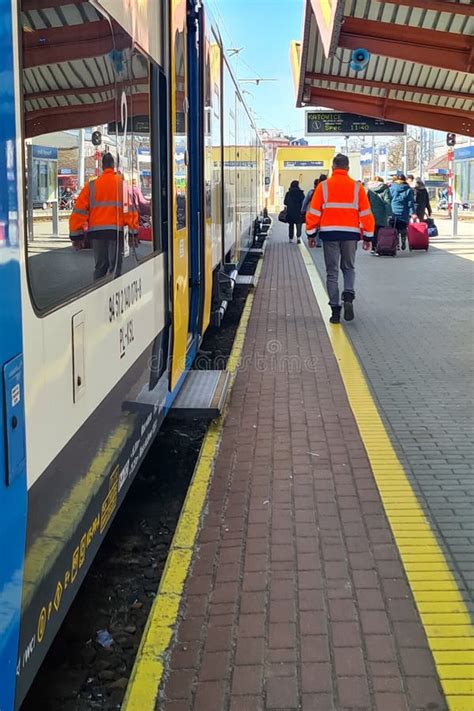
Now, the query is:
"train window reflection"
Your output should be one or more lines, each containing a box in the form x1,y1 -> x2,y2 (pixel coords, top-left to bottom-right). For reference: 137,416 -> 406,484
21,1 -> 156,312
174,21 -> 187,232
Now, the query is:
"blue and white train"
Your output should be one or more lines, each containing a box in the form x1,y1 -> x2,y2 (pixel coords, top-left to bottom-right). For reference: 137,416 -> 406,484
0,0 -> 264,707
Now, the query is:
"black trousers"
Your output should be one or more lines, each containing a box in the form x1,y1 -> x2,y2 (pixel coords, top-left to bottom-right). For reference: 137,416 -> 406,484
92,236 -> 123,280
394,219 -> 408,245
288,222 -> 302,239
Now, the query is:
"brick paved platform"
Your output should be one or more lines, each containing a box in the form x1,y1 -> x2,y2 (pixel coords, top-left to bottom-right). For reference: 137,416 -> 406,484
158,225 -> 448,711
310,230 -> 474,602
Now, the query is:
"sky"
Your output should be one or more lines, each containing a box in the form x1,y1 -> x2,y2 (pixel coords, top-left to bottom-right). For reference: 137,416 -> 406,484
207,0 -> 307,138
206,0 -> 449,158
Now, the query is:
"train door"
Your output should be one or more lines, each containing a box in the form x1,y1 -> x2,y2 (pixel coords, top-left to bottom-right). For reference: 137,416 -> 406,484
0,8 -> 27,708
169,0 -> 191,390
186,2 -> 204,337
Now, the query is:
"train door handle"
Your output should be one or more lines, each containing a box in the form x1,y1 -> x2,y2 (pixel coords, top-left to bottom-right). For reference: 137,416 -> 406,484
72,311 -> 86,403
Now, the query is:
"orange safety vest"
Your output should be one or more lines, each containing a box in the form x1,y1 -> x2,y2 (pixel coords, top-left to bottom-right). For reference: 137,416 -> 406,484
306,169 -> 375,241
69,169 -> 138,240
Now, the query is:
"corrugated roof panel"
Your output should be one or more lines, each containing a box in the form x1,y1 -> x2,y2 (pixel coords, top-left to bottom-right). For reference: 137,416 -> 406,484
60,3 -> 98,25
346,0 -> 469,32
25,9 -> 46,29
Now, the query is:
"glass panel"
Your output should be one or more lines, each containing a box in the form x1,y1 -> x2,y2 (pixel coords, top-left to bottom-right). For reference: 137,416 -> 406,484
223,62 -> 236,260
21,1 -> 156,312
114,46 -> 154,269
174,13 -> 187,232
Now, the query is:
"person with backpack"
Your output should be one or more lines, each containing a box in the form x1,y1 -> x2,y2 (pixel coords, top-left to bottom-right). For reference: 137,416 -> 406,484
413,178 -> 432,221
367,176 -> 392,254
301,174 -> 326,247
390,173 -> 416,250
283,180 -> 305,244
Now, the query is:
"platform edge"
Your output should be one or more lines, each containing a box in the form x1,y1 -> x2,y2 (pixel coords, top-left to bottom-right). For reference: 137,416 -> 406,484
298,242 -> 474,710
122,287 -> 257,711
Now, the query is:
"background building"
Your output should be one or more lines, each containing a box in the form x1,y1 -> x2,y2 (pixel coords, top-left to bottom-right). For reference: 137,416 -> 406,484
267,145 -> 335,211
258,129 -> 290,187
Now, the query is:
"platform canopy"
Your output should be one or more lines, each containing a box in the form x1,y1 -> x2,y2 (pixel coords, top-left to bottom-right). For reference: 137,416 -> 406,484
292,0 -> 473,136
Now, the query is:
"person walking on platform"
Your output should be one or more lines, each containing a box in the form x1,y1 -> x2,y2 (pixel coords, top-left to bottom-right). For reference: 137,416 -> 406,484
306,153 -> 374,324
367,176 -> 392,254
283,180 -> 305,244
69,153 -> 138,280
301,174 -> 327,247
390,172 -> 416,250
413,178 -> 432,221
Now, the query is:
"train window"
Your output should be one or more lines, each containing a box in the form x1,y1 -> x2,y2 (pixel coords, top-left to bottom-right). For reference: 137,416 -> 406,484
20,1 -> 160,312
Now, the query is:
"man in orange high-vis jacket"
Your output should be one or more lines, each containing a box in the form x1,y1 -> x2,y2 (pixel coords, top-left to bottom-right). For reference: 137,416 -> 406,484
69,153 -> 138,280
306,153 -> 374,324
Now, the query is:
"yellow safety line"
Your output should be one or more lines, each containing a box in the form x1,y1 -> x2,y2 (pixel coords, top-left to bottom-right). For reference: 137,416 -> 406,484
298,243 -> 474,711
123,286 -> 257,711
253,254 -> 264,287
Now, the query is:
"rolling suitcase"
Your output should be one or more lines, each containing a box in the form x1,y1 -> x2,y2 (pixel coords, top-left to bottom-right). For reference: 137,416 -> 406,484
407,219 -> 429,251
376,227 -> 398,256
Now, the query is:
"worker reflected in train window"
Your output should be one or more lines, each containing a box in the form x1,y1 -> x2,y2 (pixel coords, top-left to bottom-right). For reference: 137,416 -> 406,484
20,0 -> 157,312
69,152 -> 125,280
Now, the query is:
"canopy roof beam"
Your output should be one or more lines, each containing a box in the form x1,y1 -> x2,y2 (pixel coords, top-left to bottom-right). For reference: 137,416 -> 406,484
25,94 -> 150,138
305,72 -> 473,102
339,17 -> 473,73
22,20 -> 130,68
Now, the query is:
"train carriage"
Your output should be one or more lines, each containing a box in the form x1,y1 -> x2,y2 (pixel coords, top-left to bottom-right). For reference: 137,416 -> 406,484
0,1 -> 263,707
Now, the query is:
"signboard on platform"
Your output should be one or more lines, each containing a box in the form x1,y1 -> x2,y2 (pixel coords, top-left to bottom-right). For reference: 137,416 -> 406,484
305,111 -> 406,136
283,160 -> 324,169
32,145 -> 58,160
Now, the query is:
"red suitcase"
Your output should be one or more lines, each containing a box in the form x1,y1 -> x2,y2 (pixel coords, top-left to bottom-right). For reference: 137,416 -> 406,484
138,225 -> 152,242
376,227 -> 398,257
407,220 -> 429,251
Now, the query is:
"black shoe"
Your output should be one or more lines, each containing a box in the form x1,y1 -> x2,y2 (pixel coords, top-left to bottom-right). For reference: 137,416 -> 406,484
342,291 -> 355,321
297,238 -> 301,244
401,238 -> 406,250
329,306 -> 341,324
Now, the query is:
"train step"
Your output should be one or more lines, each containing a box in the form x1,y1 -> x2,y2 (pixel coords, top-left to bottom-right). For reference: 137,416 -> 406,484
169,369 -> 230,419
236,274 -> 256,286
249,241 -> 267,257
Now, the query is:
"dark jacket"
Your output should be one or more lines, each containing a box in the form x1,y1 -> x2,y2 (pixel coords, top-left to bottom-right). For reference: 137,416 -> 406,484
414,186 -> 432,218
301,188 -> 314,218
390,180 -> 415,223
367,181 -> 392,227
284,186 -> 305,223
